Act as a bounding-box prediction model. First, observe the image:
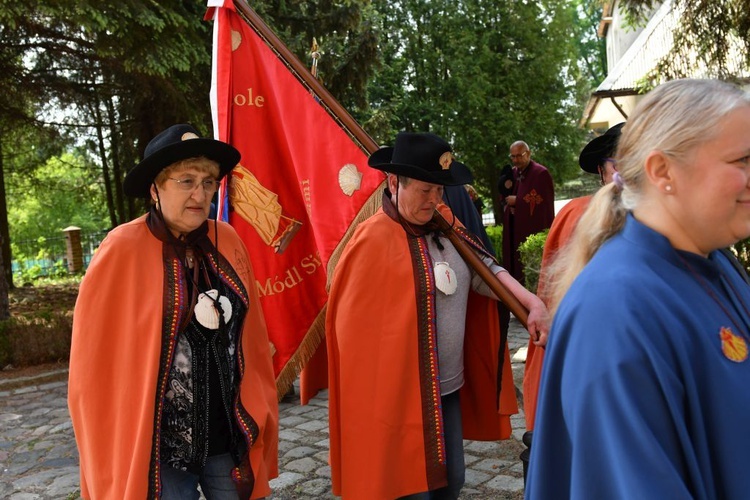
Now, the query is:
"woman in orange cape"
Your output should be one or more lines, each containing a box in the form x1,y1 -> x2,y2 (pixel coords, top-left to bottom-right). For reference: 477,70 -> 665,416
327,132 -> 548,499
68,124 -> 277,499
523,122 -> 623,431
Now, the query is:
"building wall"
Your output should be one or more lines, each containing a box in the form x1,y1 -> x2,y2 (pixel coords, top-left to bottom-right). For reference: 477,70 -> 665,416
605,1 -> 662,71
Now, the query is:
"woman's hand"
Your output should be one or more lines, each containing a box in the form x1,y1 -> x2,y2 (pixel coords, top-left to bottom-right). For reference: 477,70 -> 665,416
495,270 -> 550,347
525,296 -> 549,347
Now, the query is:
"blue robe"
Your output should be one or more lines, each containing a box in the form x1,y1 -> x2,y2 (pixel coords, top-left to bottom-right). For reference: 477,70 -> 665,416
443,185 -> 495,254
526,214 -> 750,499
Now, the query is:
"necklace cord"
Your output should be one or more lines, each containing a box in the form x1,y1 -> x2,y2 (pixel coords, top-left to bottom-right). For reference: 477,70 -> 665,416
678,252 -> 750,342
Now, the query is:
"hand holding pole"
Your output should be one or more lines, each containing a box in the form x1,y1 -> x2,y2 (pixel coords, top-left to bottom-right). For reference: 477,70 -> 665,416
431,210 -> 529,329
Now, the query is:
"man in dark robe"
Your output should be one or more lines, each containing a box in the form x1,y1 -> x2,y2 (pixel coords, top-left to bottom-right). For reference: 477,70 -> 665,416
498,141 -> 555,286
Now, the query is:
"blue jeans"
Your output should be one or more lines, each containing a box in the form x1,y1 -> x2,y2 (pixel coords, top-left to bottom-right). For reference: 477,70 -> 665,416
399,390 -> 465,500
161,453 -> 240,500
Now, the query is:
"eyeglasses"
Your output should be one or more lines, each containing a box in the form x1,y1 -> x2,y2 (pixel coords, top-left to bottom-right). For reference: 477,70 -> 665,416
168,177 -> 220,194
509,151 -> 528,160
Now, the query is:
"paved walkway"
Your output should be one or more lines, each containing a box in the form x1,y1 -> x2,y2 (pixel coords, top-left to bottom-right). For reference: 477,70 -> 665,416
0,318 -> 531,499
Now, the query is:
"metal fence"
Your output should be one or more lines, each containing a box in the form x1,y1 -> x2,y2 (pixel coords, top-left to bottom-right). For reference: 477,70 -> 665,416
11,229 -> 109,278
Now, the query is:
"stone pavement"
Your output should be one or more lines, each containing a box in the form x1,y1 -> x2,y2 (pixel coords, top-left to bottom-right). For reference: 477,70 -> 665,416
0,318 -> 531,499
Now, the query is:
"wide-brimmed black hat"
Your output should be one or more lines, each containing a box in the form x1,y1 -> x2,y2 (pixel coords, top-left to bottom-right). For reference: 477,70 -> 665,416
368,132 -> 473,186
497,164 -> 515,197
578,122 -> 625,174
123,124 -> 240,198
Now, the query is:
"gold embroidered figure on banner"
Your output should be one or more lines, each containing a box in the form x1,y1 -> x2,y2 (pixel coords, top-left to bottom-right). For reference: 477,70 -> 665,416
229,164 -> 302,254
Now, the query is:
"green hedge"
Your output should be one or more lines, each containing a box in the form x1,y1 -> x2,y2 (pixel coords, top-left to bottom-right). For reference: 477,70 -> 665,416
518,229 -> 549,294
484,225 -> 503,263
483,224 -> 548,292
487,229 -> 750,295
732,237 -> 750,275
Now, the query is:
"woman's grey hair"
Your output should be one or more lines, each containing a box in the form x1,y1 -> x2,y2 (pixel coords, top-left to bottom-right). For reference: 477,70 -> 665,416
617,78 -> 750,210
545,79 -> 750,313
153,156 -> 221,186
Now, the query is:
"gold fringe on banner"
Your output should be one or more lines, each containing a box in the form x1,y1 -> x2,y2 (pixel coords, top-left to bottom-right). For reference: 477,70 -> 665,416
326,180 -> 386,287
231,0 -> 383,401
275,305 -> 326,400
274,181 -> 384,400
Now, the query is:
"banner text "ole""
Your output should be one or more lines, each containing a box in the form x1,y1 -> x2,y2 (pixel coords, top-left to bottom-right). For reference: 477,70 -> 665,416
234,88 -> 265,107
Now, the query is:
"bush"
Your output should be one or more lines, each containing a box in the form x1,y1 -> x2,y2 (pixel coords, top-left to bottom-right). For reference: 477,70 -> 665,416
518,229 -> 549,294
0,280 -> 78,368
484,225 -> 503,263
0,315 -> 73,368
0,322 -> 10,367
731,237 -> 750,275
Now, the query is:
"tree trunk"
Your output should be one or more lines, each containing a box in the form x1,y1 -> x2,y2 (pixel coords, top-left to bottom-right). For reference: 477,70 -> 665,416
105,97 -> 127,224
0,138 -> 13,305
93,99 -> 119,228
0,233 -> 10,320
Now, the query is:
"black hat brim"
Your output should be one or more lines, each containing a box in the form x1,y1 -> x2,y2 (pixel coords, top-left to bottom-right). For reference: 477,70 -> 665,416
368,147 -> 473,186
124,139 -> 240,198
578,122 -> 625,174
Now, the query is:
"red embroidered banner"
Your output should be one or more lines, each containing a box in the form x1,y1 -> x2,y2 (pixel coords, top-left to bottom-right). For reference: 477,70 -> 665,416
208,0 -> 384,399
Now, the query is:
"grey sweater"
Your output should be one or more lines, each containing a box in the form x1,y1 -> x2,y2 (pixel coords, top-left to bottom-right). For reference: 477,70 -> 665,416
426,234 -> 503,395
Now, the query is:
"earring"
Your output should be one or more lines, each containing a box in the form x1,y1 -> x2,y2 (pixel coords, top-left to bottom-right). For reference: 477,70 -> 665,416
666,185 -> 672,192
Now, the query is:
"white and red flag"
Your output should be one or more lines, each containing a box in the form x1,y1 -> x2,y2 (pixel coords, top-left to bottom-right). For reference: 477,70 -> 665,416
206,0 -> 384,401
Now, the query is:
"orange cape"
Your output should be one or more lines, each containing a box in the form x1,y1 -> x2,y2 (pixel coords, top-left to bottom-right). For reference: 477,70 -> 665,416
523,195 -> 591,430
327,206 -> 517,499
68,215 -> 278,499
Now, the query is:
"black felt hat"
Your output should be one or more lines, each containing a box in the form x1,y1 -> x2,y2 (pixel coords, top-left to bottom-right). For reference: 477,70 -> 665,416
123,124 -> 240,198
368,132 -> 473,186
497,164 -> 515,197
578,122 -> 625,174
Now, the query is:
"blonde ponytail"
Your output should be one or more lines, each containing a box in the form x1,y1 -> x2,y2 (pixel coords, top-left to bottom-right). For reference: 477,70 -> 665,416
548,78 -> 750,314
547,183 -> 628,313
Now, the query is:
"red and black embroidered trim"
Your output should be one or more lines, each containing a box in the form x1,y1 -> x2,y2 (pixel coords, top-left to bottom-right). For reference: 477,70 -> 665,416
409,235 -> 447,490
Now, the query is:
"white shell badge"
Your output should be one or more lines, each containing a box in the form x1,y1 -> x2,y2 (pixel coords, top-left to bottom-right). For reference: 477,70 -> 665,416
338,164 -> 363,196
194,289 -> 232,329
434,261 -> 457,295
231,30 -> 242,51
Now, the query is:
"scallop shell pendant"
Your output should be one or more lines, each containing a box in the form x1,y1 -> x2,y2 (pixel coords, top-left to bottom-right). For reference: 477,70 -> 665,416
434,261 -> 457,295
338,164 -> 363,196
720,326 -> 748,362
194,289 -> 232,329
